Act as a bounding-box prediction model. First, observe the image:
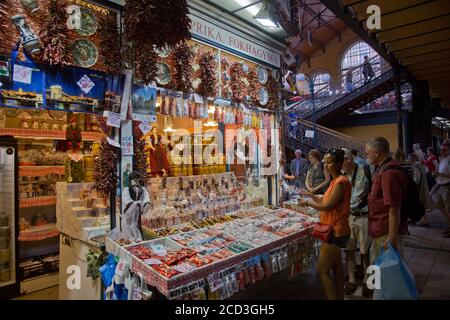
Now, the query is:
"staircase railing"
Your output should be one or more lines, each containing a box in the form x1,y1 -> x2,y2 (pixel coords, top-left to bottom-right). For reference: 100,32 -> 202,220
286,55 -> 392,117
284,115 -> 367,154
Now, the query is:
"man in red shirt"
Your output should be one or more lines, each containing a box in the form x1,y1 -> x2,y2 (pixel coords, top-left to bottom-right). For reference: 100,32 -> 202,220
366,137 -> 409,263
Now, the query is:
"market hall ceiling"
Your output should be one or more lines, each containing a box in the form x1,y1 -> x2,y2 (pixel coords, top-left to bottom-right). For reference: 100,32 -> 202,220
200,0 -> 348,57
323,0 -> 450,102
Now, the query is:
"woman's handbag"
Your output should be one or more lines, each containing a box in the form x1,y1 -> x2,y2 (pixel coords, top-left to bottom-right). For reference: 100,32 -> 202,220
312,223 -> 334,243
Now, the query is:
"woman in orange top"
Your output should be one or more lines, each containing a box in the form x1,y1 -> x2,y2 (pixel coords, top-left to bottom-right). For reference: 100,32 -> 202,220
299,149 -> 351,300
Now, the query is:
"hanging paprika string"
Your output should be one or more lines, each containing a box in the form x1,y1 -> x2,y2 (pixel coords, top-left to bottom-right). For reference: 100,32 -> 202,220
39,0 -> 70,67
230,62 -> 247,103
172,41 -> 193,93
198,52 -> 217,98
99,14 -> 122,76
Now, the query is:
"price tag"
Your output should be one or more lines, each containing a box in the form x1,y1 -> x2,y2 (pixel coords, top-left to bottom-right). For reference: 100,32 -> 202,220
305,130 -> 315,138
144,258 -> 163,265
115,260 -> 127,277
193,93 -> 204,104
122,136 -> 133,156
107,137 -> 121,148
139,121 -> 151,135
107,112 -> 121,128
150,244 -> 167,257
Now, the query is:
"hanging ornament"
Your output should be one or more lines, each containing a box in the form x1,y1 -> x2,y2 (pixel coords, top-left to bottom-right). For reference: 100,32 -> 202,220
230,62 -> 247,103
265,73 -> 280,111
124,0 -> 191,50
40,0 -> 70,66
99,14 -> 121,75
11,14 -> 40,55
172,41 -> 193,92
135,43 -> 158,85
198,51 -> 217,98
247,67 -> 261,106
93,138 -> 120,200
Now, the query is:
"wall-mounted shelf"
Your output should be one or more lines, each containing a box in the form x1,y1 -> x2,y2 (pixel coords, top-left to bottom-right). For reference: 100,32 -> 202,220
20,196 -> 57,208
19,166 -> 65,177
0,128 -> 104,141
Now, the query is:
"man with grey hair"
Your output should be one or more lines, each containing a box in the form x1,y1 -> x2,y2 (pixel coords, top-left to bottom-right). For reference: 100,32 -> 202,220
366,137 -> 409,265
290,149 -> 308,188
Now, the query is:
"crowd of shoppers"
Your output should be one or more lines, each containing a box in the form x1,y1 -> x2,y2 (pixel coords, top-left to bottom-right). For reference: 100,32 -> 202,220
283,137 -> 450,300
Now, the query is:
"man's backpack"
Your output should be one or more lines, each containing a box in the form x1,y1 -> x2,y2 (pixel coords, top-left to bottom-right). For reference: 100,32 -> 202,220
382,165 -> 425,223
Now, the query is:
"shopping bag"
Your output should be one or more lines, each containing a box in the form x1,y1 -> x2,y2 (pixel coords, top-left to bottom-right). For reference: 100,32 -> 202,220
374,241 -> 418,300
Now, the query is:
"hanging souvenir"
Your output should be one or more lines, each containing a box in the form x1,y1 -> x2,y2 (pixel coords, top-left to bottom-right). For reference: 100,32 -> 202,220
99,14 -> 121,75
39,0 -> 69,67
168,96 -> 176,117
156,62 -> 171,86
19,0 -> 38,12
176,97 -> 182,117
183,98 -> 189,117
11,15 -> 40,55
198,52 -> 217,98
71,39 -> 98,68
230,62 -> 247,103
221,107 -> 226,124
76,7 -> 98,37
214,106 -> 220,122
160,94 -> 168,115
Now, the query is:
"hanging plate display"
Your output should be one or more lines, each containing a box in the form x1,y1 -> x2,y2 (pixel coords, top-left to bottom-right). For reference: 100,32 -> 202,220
75,7 -> 98,37
156,62 -> 171,85
257,66 -> 268,85
155,45 -> 172,58
71,39 -> 98,68
258,87 -> 269,106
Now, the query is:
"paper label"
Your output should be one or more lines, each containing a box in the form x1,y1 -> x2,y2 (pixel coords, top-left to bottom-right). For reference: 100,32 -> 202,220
77,74 -> 95,94
139,121 -> 151,135
122,136 -> 133,156
144,258 -> 163,265
106,112 -> 121,128
150,244 -> 167,257
193,93 -> 204,104
305,130 -> 315,138
107,137 -> 121,148
115,260 -> 127,277
173,262 -> 196,273
13,65 -> 33,84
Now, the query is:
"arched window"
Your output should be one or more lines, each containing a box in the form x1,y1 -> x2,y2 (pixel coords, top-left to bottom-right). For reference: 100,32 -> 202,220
341,42 -> 382,88
313,73 -> 331,95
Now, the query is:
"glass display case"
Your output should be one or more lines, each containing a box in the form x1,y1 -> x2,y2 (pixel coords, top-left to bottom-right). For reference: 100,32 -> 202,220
0,136 -> 19,298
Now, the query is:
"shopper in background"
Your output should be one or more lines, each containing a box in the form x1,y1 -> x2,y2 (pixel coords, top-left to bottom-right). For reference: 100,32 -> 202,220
366,137 -> 409,263
424,147 -> 438,190
352,149 -> 366,166
429,143 -> 450,238
393,148 -> 413,178
279,157 -> 295,202
413,143 -> 426,163
408,153 -> 431,227
341,148 -> 372,297
299,149 -> 351,300
362,55 -> 375,84
290,149 -> 309,189
345,67 -> 354,93
306,149 -> 330,195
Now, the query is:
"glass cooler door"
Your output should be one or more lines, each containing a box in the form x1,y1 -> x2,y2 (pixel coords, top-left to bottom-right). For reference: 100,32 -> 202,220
0,144 -> 17,288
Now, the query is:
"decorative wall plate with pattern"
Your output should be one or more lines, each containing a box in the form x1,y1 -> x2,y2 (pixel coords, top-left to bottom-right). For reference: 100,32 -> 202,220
155,62 -> 171,85
257,66 -> 268,84
71,39 -> 98,68
76,7 -> 98,37
258,87 -> 269,106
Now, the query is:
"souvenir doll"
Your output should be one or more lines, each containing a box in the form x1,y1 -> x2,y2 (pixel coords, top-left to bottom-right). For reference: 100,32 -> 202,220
66,115 -> 82,153
141,123 -> 174,177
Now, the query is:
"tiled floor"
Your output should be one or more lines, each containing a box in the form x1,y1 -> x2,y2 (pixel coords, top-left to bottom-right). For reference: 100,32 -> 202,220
11,210 -> 450,300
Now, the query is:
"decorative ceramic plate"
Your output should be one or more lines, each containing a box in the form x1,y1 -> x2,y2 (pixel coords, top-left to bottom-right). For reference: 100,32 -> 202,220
257,66 -> 268,84
241,62 -> 249,74
72,39 -> 98,68
76,7 -> 98,37
156,62 -> 171,85
258,87 -> 269,106
155,45 -> 172,58
192,78 -> 201,89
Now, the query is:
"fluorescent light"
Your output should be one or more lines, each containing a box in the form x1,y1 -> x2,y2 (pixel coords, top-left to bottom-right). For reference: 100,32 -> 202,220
255,18 -> 277,28
253,1 -> 278,29
234,0 -> 261,16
